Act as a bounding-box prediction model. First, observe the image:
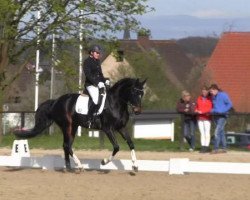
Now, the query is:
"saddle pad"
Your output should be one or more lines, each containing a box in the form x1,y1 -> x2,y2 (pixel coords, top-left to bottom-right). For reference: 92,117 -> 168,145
75,95 -> 89,115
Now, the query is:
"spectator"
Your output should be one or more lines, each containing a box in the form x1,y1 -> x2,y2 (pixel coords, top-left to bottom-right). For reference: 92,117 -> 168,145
176,90 -> 196,151
195,86 -> 213,153
209,84 -> 233,154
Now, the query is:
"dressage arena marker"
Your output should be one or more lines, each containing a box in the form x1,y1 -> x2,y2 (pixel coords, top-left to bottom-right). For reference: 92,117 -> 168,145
1,140 -> 250,174
11,139 -> 30,157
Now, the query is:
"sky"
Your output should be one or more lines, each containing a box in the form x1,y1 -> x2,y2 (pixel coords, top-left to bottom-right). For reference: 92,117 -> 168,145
130,0 -> 250,39
145,0 -> 250,18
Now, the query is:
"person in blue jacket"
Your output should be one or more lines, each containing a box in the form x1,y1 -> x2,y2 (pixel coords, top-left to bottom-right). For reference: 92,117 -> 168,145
209,84 -> 233,153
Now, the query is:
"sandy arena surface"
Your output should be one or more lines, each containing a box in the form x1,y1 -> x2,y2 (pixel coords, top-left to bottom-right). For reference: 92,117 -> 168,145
0,148 -> 250,200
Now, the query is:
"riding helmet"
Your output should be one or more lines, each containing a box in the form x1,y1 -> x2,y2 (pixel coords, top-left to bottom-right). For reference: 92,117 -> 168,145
89,45 -> 102,54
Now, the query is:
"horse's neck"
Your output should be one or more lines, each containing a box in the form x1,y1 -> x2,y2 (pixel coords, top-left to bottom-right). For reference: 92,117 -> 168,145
107,90 -> 129,117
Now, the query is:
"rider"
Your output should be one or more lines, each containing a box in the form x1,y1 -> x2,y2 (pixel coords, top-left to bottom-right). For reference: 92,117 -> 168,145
83,44 -> 110,127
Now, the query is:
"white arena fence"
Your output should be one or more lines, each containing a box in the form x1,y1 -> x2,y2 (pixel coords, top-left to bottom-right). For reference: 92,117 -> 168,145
1,140 -> 250,175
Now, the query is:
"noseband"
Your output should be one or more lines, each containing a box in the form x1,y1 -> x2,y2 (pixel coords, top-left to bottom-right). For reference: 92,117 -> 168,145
117,87 -> 143,114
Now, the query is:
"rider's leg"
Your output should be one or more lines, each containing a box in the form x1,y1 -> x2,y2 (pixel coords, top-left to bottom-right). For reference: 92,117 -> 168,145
87,104 -> 98,126
86,85 -> 99,127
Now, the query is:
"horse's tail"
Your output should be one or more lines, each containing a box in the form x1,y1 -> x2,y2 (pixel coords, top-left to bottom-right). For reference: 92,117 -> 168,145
14,99 -> 55,139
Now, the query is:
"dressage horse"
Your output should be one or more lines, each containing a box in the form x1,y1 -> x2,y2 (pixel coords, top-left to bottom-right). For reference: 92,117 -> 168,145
14,78 -> 146,172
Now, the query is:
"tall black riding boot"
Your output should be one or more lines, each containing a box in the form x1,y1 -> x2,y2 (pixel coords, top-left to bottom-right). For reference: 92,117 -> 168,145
87,104 -> 98,128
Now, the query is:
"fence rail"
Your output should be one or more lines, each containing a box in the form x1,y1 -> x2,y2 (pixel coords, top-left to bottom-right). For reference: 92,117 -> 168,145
1,110 -> 250,131
1,111 -> 250,149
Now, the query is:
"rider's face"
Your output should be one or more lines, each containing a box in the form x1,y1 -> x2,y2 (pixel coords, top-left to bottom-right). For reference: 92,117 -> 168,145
91,51 -> 101,60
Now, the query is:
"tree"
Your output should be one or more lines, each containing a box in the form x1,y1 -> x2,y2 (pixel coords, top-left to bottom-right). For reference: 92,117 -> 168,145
0,0 -> 151,138
137,28 -> 151,37
127,51 -> 180,110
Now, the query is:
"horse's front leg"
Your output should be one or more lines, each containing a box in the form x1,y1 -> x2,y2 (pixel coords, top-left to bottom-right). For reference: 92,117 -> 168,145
101,130 -> 119,165
119,128 -> 138,172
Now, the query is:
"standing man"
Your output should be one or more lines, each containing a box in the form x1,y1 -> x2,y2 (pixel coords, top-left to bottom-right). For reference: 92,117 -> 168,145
209,84 -> 232,153
83,45 -> 110,127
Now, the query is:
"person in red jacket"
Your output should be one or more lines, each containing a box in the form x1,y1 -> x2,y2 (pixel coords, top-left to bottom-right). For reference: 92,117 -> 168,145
195,86 -> 213,153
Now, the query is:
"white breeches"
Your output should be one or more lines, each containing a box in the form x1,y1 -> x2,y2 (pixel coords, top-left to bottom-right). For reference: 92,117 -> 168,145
86,85 -> 99,105
198,120 -> 211,146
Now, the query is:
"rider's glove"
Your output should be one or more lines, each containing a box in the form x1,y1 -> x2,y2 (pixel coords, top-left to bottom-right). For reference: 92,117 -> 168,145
98,82 -> 105,88
105,79 -> 110,86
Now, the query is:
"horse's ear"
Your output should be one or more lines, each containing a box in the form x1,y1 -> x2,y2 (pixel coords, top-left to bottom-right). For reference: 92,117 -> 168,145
141,78 -> 147,86
135,78 -> 140,84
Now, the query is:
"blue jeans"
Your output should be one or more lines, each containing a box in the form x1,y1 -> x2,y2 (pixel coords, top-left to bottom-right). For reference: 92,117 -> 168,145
183,119 -> 196,149
213,117 -> 227,150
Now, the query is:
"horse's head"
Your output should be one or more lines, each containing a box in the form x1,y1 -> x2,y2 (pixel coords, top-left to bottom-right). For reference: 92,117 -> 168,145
128,78 -> 147,115
110,78 -> 147,115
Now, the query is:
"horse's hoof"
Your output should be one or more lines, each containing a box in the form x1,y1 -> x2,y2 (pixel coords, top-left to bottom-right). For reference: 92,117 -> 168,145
75,168 -> 84,174
101,158 -> 109,165
132,166 -> 139,172
64,166 -> 74,173
63,168 -> 72,173
101,159 -> 106,165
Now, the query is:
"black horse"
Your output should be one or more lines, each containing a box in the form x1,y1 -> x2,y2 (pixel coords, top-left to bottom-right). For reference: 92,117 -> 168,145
15,78 -> 146,171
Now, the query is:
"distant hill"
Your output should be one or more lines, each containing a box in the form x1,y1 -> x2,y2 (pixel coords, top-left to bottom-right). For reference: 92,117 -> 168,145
137,15 -> 250,39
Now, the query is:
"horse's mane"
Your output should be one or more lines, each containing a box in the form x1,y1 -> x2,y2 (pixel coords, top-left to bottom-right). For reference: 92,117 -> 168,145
110,78 -> 136,92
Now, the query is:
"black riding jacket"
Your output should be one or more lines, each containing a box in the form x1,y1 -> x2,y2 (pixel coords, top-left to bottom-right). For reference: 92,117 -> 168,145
83,56 -> 105,87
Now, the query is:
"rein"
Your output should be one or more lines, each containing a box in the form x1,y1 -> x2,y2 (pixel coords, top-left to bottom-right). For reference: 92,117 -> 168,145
134,88 -> 143,92
119,96 -> 134,108
115,87 -> 140,108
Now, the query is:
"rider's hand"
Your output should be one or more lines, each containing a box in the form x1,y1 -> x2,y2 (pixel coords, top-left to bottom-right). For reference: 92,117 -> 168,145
99,87 -> 105,95
105,79 -> 110,86
98,82 -> 105,88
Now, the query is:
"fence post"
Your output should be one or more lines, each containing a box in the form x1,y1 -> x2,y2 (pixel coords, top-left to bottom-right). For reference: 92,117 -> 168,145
21,112 -> 25,129
99,131 -> 105,149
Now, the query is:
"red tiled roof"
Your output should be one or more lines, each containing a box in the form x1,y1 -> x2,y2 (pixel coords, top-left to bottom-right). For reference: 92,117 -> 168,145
204,32 -> 250,112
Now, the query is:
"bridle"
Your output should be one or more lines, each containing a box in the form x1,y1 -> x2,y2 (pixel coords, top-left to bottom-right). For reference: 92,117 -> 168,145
118,87 -> 143,114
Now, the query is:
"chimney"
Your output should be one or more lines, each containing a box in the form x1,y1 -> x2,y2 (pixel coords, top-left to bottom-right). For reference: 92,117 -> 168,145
137,28 -> 151,41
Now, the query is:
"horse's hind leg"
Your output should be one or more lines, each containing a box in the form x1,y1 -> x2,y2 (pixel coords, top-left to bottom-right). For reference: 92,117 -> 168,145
63,134 -> 72,171
119,128 -> 138,172
70,125 -> 84,172
101,130 -> 119,165
63,125 -> 84,172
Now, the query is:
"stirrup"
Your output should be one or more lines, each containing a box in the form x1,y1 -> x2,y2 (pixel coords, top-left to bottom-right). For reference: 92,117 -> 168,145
87,116 -> 95,128
87,120 -> 92,129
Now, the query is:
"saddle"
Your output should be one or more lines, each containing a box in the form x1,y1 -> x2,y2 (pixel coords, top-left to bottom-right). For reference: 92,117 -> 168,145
75,92 -> 106,115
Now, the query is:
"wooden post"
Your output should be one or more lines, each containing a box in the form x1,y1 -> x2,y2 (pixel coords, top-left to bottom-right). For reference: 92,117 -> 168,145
21,112 -> 25,129
99,131 -> 105,149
